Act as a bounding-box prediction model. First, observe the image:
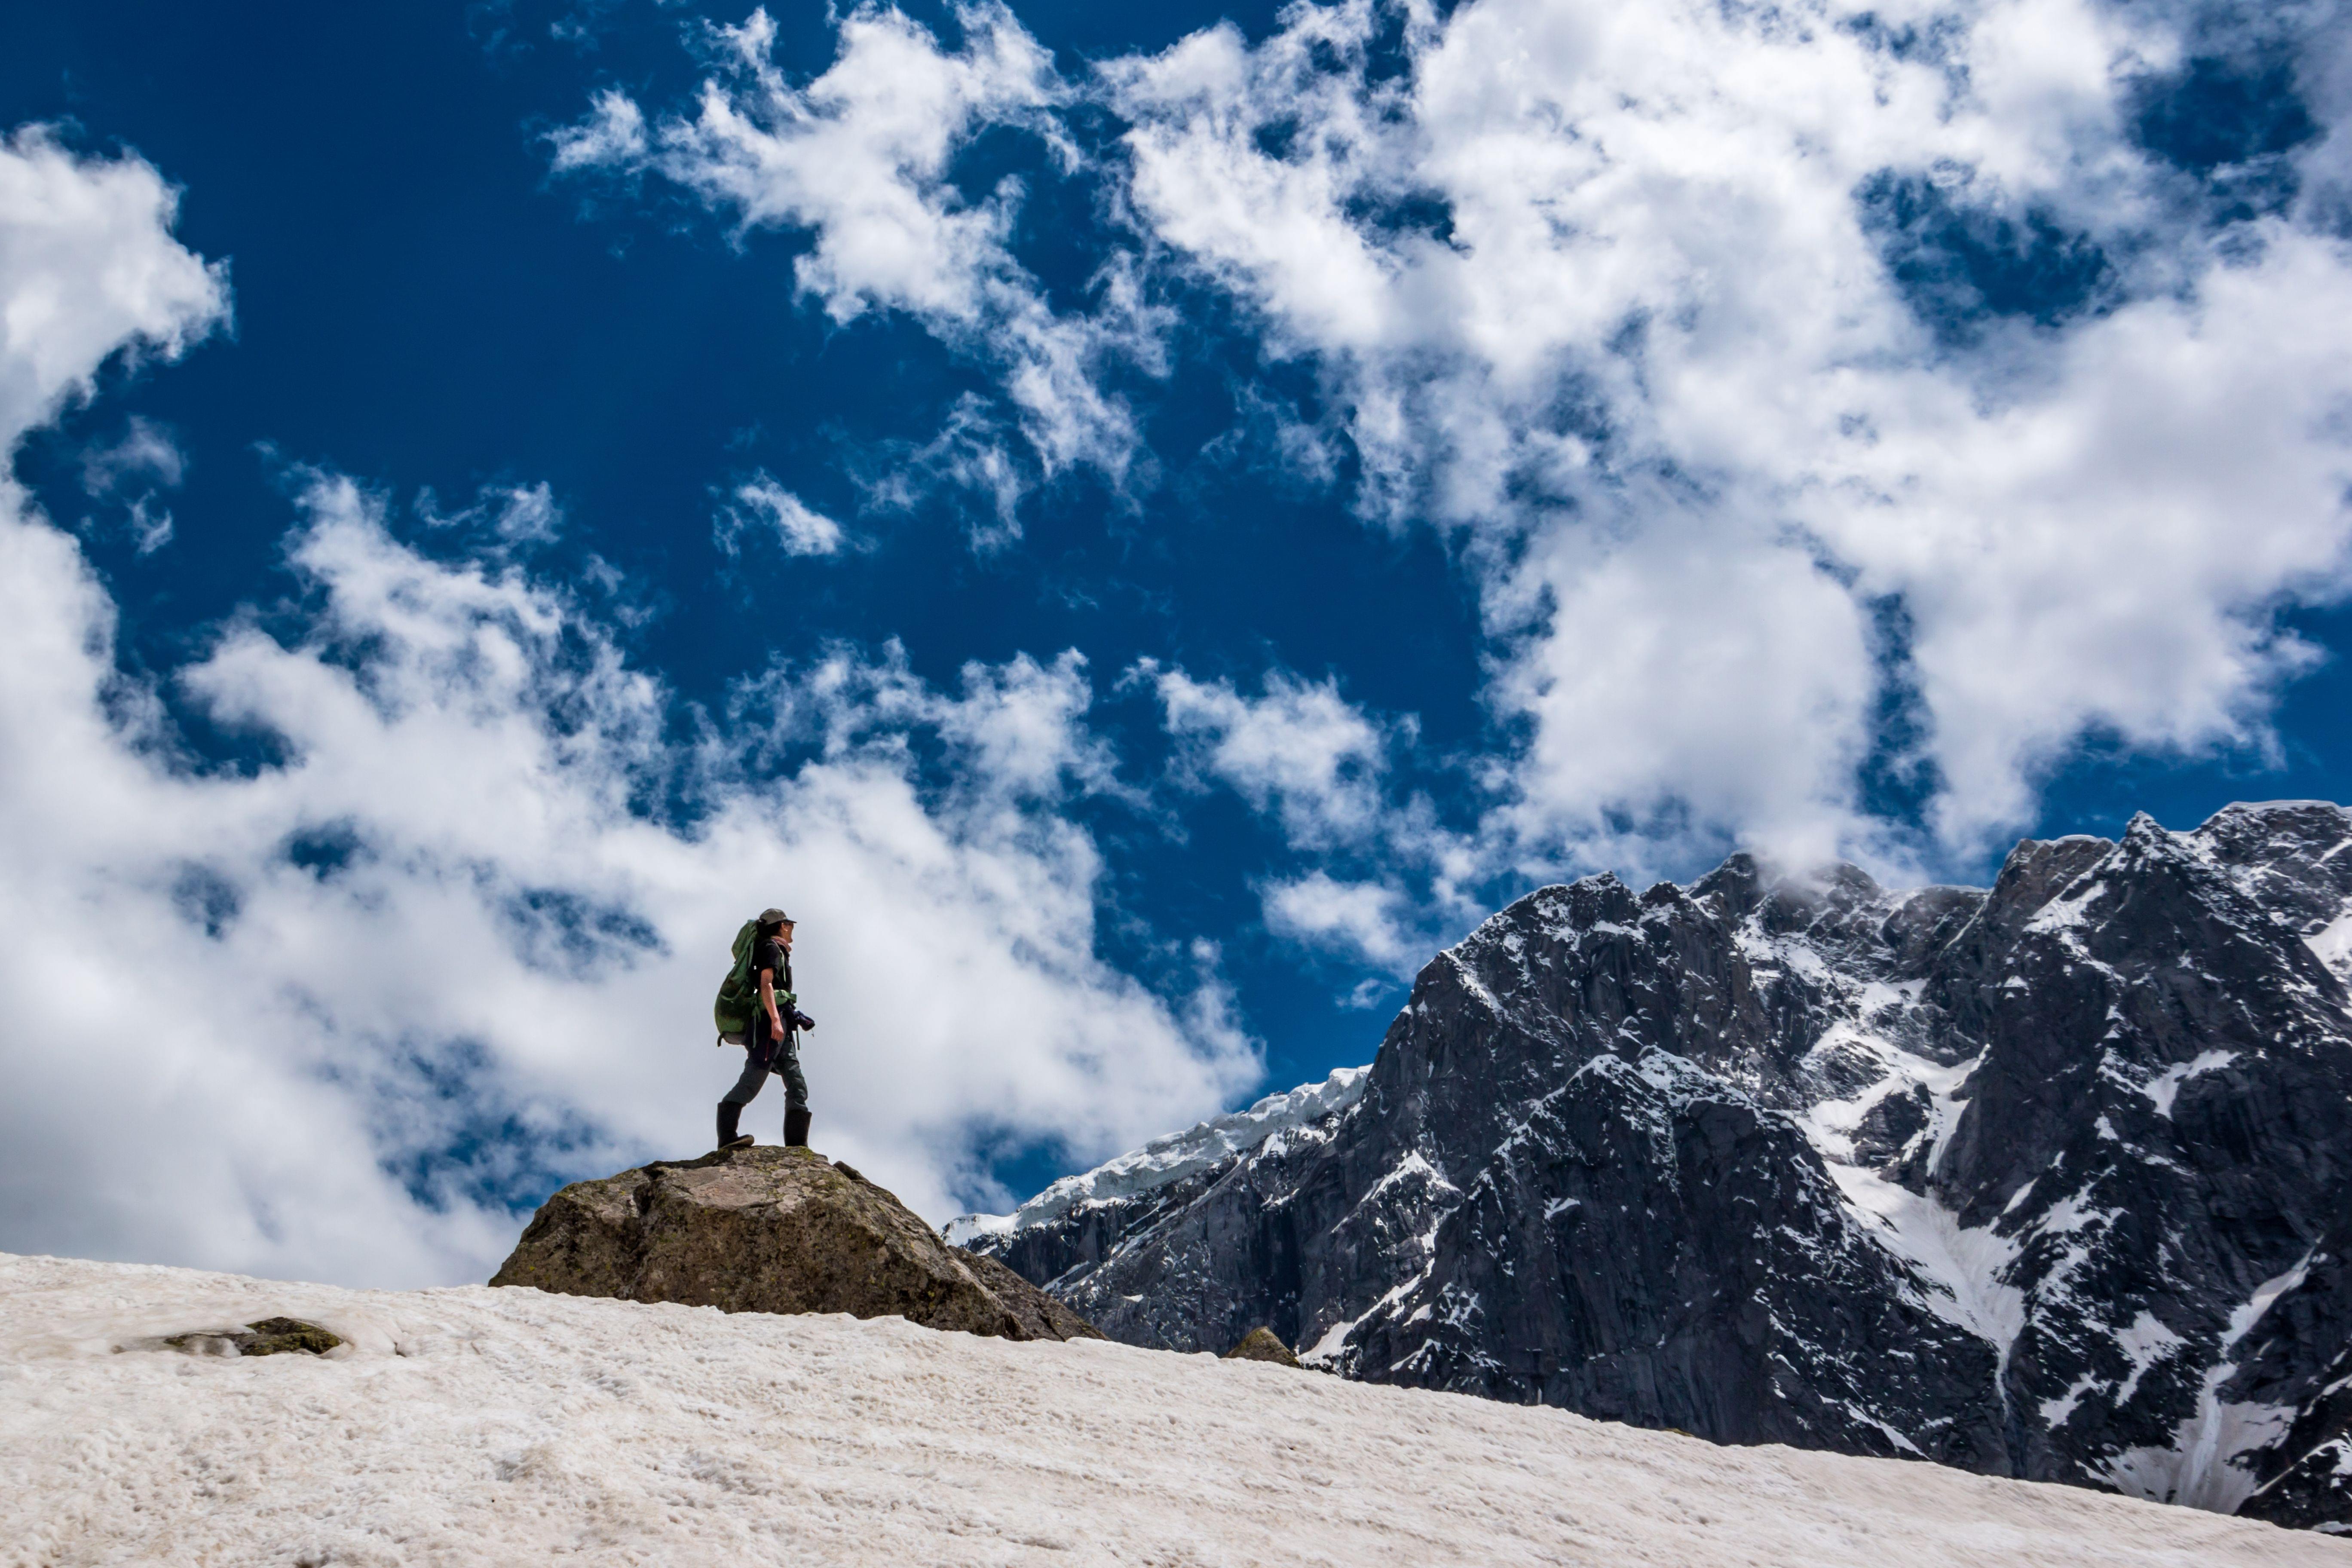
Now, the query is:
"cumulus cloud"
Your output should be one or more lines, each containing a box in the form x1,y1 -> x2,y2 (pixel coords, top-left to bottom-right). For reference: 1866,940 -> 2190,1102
553,2 -> 2352,879
0,127 -> 227,448
0,466 -> 1259,1283
1260,871 -> 1418,974
547,86 -> 647,171
726,640 -> 1123,808
1103,0 -> 2352,868
1138,661 -> 1482,972
0,129 -> 1257,1285
1147,663 -> 1396,851
555,5 -> 1164,519
715,471 -> 844,556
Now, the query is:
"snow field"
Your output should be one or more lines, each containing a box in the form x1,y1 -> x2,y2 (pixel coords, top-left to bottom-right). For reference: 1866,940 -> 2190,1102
3,1252 -> 2341,1568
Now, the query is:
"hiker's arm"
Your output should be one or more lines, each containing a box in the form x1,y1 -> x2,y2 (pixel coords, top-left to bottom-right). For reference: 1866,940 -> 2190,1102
760,968 -> 784,1034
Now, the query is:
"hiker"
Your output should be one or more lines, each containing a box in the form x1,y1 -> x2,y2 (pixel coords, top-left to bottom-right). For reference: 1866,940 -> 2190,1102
717,907 -> 817,1152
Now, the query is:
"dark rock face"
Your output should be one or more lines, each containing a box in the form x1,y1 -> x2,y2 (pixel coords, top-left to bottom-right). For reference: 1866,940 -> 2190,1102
964,801 -> 2352,1528
494,1145 -> 1102,1343
2225,1213 -> 2352,1531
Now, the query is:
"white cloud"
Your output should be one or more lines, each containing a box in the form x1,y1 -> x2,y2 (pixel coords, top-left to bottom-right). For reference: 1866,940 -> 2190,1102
80,413 -> 185,496
728,640 -> 1122,807
546,87 -> 646,172
0,467 -> 1260,1285
560,1 -> 2352,874
420,479 -> 564,547
1148,663 -> 1396,851
1106,0 -> 2352,867
1486,506 -> 1879,873
79,414 -> 187,554
122,495 -> 175,554
0,133 -> 1258,1283
490,480 -> 563,545
1142,662 -> 1486,973
1260,871 -> 1418,973
557,5 -> 1163,515
545,3 -> 2352,882
935,649 -> 1122,804
850,391 -> 1031,549
716,472 -> 844,556
0,127 -> 227,449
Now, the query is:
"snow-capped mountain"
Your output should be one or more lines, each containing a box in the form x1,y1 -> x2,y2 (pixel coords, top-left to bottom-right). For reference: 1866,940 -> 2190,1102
955,801 -> 2352,1531
944,1068 -> 1370,1250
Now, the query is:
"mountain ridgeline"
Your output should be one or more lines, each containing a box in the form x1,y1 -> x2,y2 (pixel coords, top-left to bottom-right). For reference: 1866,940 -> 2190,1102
953,802 -> 2352,1531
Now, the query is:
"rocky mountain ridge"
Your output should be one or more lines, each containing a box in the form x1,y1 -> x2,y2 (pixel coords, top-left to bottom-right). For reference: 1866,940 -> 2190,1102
957,801 -> 2352,1531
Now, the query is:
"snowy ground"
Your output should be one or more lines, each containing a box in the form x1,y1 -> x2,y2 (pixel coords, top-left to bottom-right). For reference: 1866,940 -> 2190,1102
3,1253 -> 2341,1568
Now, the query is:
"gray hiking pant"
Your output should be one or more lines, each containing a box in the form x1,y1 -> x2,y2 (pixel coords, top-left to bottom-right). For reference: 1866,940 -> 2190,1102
722,1018 -> 808,1113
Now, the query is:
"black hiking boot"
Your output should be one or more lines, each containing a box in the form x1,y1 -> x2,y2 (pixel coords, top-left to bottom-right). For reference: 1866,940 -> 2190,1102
717,1102 -> 754,1152
784,1106 -> 812,1149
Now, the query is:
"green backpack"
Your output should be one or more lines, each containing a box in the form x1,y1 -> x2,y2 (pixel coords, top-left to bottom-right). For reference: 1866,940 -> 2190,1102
713,918 -> 795,1046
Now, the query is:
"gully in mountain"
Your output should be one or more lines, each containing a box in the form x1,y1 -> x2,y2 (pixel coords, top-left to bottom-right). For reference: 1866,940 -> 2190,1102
715,907 -> 817,1152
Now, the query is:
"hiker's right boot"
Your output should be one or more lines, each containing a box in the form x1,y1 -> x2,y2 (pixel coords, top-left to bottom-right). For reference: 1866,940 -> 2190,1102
716,1101 -> 753,1152
784,1106 -> 812,1149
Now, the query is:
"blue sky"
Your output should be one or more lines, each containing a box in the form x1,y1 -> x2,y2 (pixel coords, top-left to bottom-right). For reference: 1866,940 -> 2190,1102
6,0 -> 2352,1284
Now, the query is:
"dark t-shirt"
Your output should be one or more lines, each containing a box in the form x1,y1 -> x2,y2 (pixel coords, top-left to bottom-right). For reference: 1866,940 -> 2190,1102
753,938 -> 793,1038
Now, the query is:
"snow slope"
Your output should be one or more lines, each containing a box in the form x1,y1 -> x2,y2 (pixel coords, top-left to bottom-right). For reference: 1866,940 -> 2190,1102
3,1252 -> 2339,1568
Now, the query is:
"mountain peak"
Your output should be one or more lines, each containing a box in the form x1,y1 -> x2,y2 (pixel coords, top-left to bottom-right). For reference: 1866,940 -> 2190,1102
967,799 -> 2352,1533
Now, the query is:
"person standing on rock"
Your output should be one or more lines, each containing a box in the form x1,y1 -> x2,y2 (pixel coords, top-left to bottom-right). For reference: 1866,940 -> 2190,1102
717,908 -> 816,1152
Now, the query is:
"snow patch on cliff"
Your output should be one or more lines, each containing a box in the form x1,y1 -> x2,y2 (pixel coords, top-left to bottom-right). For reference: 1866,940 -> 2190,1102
2144,1051 -> 2240,1118
2101,1251 -> 2318,1515
1800,1031 -> 2027,1371
2308,913 -> 2352,982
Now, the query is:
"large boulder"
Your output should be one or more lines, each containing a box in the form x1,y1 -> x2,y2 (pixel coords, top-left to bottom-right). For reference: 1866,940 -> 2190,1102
491,1146 -> 1103,1343
1223,1326 -> 1303,1367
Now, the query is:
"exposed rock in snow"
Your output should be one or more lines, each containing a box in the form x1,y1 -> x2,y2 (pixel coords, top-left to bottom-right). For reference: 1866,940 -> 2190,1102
133,1315 -> 343,1359
966,801 -> 2352,1533
3,1250 -> 2336,1567
1223,1325 -> 1304,1366
491,1145 -> 1100,1343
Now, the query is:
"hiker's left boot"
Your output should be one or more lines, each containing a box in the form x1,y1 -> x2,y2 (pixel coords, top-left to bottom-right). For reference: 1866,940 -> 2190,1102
717,1101 -> 753,1152
784,1106 -> 812,1149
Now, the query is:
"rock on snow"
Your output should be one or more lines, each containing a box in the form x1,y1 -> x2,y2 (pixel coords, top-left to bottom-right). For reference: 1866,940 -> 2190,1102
492,1145 -> 1101,1344
2,1252 -> 2338,1567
